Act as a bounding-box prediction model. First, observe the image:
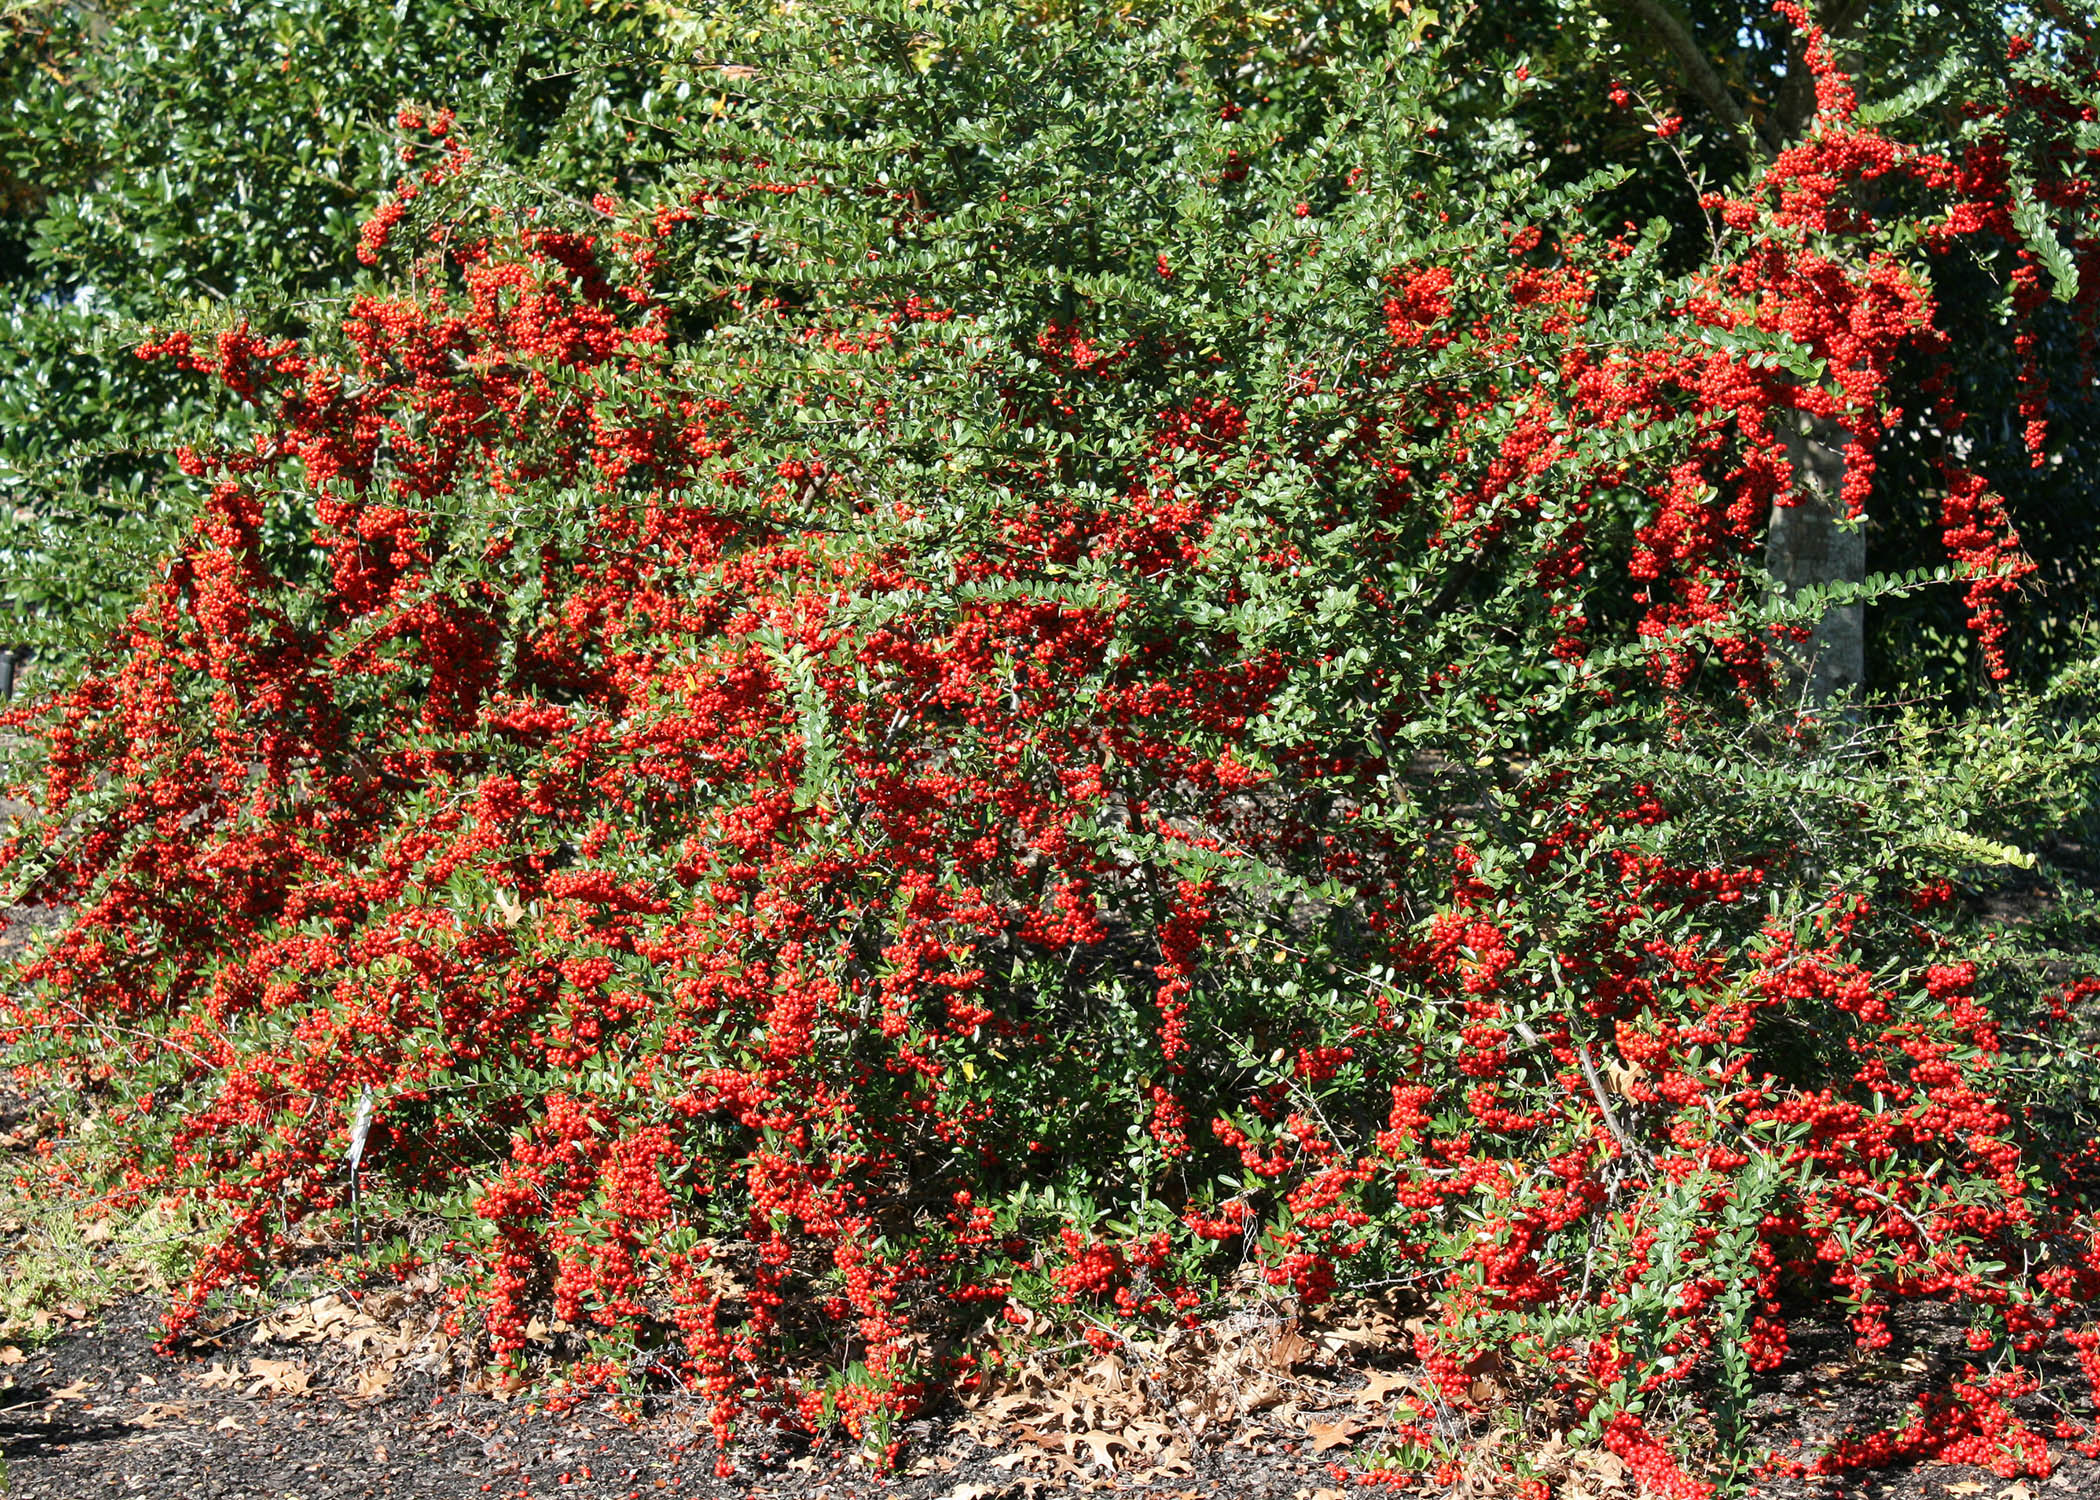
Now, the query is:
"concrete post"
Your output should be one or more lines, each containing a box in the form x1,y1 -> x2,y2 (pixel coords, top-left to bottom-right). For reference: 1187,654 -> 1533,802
1766,415 -> 1864,710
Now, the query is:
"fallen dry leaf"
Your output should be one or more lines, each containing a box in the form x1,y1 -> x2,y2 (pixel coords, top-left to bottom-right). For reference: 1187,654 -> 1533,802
214,1415 -> 243,1433
467,1367 -> 526,1402
1269,1326 -> 1315,1371
1135,1455 -> 1197,1480
1073,1429 -> 1126,1469
1305,1417 -> 1360,1452
1946,1485 -> 1987,1497
133,1402 -> 187,1429
1353,1369 -> 1413,1407
198,1363 -> 241,1390
1580,1449 -> 1630,1490
0,1346 -> 21,1365
243,1358 -> 310,1396
47,1379 -> 92,1402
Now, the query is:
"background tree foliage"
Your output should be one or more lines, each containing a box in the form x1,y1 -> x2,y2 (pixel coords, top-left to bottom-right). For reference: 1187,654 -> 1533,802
0,0 -> 677,668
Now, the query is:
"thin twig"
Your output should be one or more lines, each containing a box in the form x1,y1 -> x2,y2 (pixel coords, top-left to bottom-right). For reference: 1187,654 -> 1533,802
1574,1036 -> 1651,1168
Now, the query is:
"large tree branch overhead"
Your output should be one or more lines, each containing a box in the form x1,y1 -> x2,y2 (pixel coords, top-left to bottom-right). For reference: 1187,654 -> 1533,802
1612,0 -> 1784,152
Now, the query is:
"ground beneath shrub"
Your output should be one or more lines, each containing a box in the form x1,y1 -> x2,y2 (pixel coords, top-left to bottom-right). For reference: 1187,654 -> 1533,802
0,1290 -> 1349,1500
1,1290 -> 2098,1500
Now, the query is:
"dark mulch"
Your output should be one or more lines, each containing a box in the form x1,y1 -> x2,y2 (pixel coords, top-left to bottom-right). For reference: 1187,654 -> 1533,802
3,1289 -> 2100,1500
0,1293 -> 1362,1500
1742,1302 -> 2100,1500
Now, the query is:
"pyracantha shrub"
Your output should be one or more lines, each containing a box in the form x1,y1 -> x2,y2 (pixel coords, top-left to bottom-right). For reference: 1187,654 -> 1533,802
6,2 -> 2100,1487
